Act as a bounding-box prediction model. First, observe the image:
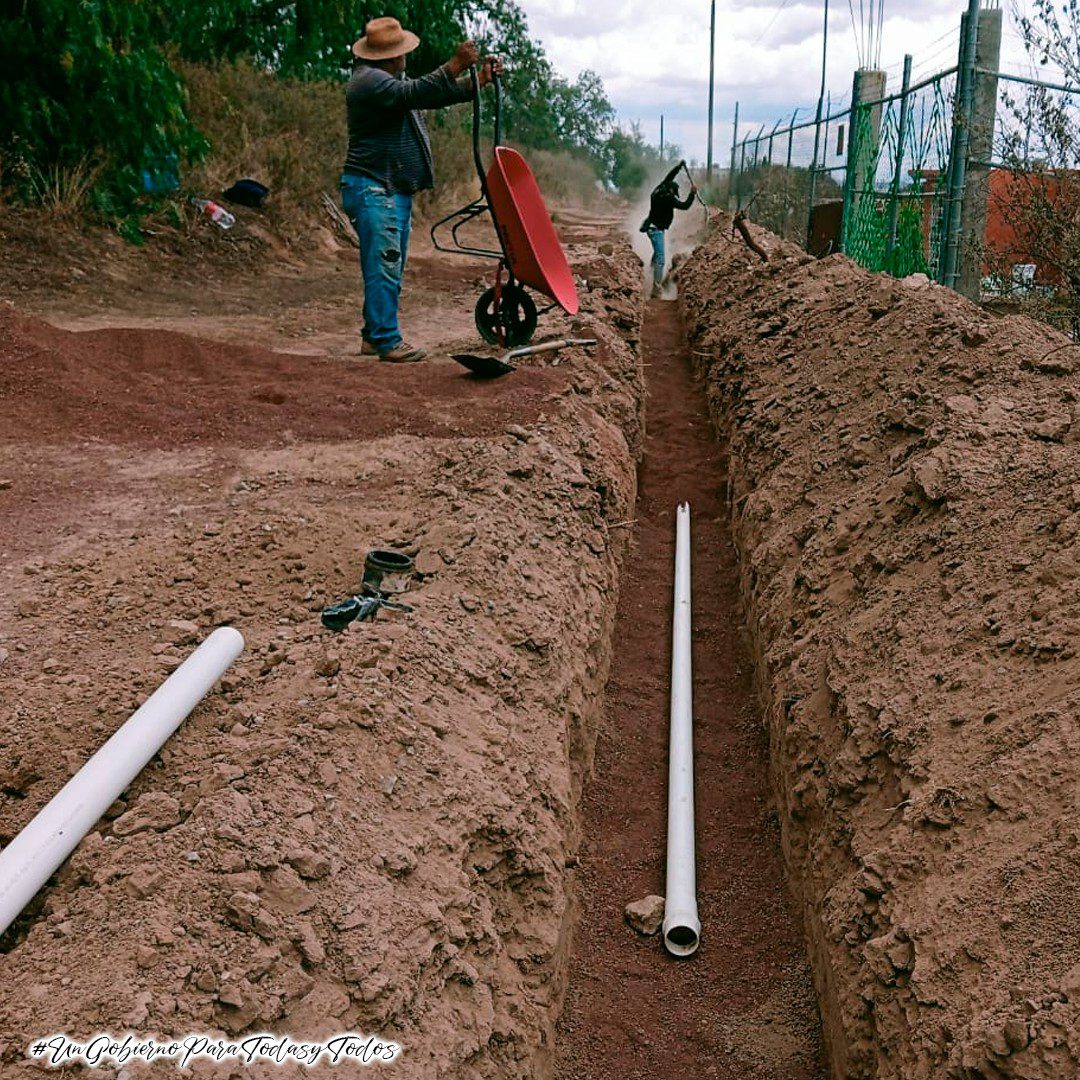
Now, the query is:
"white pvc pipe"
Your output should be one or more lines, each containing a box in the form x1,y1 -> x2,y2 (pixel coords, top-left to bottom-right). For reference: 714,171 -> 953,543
0,626 -> 244,937
663,502 -> 700,957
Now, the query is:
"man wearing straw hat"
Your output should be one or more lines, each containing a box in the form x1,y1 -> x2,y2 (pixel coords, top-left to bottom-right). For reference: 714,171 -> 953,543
342,17 -> 501,363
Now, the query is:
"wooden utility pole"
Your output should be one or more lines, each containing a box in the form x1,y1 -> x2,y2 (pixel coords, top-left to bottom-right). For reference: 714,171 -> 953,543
660,115 -> 665,159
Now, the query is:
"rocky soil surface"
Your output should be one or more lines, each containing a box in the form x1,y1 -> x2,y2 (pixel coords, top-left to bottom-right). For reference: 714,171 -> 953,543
681,221 -> 1079,1078
0,233 -> 643,1078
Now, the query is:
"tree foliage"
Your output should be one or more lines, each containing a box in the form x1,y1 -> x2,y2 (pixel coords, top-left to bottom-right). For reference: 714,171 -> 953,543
1,0 -> 208,205
1,0 -> 638,210
1017,0 -> 1080,85
995,0 -> 1080,336
605,124 -> 663,191
468,0 -> 613,168
149,0 -> 473,80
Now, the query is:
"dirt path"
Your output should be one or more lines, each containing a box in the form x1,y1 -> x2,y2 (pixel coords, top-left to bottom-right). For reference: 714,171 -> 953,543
555,298 -> 825,1079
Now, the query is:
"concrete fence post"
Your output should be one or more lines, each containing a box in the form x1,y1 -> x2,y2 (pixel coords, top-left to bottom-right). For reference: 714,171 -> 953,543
840,68 -> 887,255
957,7 -> 1002,299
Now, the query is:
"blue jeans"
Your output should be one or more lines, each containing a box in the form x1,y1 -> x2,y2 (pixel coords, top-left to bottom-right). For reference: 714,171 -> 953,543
340,174 -> 413,351
647,227 -> 665,286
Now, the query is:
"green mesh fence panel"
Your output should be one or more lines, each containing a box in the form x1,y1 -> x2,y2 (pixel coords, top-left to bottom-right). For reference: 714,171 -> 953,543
732,72 -> 956,279
843,74 -> 955,276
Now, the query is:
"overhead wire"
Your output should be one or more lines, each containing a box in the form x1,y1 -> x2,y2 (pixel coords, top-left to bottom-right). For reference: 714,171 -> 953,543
848,0 -> 888,69
748,0 -> 800,48
846,0 -> 863,63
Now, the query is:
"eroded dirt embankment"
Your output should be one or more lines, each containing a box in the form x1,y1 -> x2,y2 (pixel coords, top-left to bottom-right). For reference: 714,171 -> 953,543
680,224 -> 1080,1078
0,239 -> 642,1078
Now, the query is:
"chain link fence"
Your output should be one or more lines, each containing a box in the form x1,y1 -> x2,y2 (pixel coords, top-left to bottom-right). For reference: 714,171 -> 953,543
726,8 -> 1079,336
731,68 -> 958,277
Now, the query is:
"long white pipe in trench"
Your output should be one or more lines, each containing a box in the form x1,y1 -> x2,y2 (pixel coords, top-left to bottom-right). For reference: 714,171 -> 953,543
0,626 -> 244,937
663,502 -> 701,957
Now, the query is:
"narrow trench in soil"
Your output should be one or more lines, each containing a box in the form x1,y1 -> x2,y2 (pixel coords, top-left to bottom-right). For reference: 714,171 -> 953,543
555,297 -> 827,1079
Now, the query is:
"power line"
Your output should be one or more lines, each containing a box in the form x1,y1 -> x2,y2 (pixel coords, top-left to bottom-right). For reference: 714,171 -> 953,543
846,0 -> 862,62
749,0 -> 801,48
883,25 -> 959,74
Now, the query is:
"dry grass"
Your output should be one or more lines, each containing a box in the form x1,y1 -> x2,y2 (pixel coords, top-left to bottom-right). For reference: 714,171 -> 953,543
1,62 -> 609,251
181,62 -> 604,239
178,59 -> 344,242
25,158 -> 101,217
527,148 -> 604,208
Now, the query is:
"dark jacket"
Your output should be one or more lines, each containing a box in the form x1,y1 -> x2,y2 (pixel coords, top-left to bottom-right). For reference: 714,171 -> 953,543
644,183 -> 694,231
344,63 -> 473,195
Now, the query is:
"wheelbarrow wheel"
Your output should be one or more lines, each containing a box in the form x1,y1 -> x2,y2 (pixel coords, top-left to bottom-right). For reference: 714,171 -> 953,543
475,284 -> 538,346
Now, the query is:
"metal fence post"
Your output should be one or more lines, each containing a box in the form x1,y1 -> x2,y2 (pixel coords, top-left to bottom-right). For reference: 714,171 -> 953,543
807,105 -> 824,248
785,110 -> 799,238
767,118 -> 782,166
806,0 -> 830,247
728,101 -> 740,209
707,0 -> 716,177
737,134 -> 749,209
886,55 -> 914,271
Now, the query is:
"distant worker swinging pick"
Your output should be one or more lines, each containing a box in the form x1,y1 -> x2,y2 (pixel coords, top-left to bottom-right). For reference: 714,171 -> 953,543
640,161 -> 697,298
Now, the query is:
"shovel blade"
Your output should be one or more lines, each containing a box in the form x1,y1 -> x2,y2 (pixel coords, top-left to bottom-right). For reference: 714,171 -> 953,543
451,353 -> 516,378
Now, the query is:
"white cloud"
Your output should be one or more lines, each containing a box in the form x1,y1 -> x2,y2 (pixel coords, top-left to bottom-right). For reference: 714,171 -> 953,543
517,0 -> 1040,162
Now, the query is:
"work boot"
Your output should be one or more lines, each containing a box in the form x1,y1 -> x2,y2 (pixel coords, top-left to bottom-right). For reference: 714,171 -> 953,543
378,341 -> 427,363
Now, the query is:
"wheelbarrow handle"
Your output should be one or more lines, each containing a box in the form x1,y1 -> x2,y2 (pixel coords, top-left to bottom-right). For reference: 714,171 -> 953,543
469,66 -> 486,192
468,61 -> 503,184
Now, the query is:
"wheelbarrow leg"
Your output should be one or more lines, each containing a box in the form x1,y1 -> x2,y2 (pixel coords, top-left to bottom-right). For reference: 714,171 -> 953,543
494,263 -> 505,348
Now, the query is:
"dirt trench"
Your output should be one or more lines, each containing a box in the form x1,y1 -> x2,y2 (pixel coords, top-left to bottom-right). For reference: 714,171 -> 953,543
13,199 -> 1077,1080
680,219 -> 1080,1077
0,223 -> 647,1078
554,297 -> 825,1079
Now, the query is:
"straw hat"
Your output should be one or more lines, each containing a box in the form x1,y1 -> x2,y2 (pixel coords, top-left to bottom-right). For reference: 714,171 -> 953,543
352,17 -> 421,60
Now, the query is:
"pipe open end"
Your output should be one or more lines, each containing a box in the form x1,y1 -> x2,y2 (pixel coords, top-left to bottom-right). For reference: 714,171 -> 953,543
663,922 -> 700,958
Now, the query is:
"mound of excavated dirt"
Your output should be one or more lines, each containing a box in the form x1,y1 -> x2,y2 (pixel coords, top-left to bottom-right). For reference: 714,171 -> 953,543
680,222 -> 1080,1078
0,306 -> 573,448
0,242 -> 643,1078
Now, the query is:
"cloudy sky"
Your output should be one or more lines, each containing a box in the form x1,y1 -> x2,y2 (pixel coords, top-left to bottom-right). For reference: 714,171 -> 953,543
518,0 -> 1043,164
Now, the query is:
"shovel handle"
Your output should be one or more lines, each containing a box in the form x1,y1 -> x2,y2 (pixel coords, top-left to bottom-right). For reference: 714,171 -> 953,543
504,337 -> 597,361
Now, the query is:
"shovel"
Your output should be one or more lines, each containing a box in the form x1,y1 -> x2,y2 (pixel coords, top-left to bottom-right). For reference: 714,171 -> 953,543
451,337 -> 597,378
679,160 -> 712,218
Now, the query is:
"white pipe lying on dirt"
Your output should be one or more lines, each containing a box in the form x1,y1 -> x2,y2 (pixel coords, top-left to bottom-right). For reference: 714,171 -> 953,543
0,626 -> 244,937
663,502 -> 701,957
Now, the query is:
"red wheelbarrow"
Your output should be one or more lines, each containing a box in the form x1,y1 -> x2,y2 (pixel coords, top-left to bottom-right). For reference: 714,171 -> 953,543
431,68 -> 579,347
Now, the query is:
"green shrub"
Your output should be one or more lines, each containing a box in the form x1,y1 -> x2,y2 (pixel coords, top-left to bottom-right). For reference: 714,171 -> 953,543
179,59 -> 343,214
0,0 -> 207,207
